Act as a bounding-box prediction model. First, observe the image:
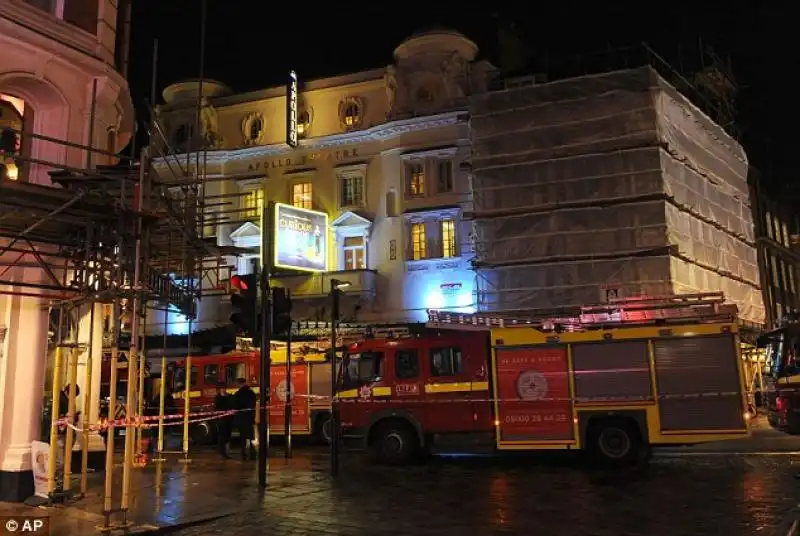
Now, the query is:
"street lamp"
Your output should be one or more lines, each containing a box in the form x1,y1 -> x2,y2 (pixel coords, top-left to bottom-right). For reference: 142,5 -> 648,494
329,278 -> 350,476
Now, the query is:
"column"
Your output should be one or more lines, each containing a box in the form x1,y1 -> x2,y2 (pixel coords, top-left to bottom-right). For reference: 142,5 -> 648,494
75,303 -> 105,459
0,272 -> 49,502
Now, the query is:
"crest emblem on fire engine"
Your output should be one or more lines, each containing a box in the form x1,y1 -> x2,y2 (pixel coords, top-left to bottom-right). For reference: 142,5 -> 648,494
516,371 -> 548,401
359,385 -> 372,400
275,380 -> 294,403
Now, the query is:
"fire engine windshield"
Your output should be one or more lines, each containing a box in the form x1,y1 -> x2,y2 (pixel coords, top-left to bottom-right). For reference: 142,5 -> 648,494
342,352 -> 383,389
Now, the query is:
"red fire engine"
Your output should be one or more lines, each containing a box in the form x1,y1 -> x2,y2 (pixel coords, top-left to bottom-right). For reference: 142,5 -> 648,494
170,344 -> 335,444
337,293 -> 752,465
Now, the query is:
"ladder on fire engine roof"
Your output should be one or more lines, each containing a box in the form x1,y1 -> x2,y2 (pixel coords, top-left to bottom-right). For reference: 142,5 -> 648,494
426,292 -> 740,332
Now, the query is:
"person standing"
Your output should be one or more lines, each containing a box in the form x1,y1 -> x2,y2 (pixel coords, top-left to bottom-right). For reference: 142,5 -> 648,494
232,378 -> 256,460
214,386 -> 232,459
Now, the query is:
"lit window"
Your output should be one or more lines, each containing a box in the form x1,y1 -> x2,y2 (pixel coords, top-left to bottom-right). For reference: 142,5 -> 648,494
242,188 -> 264,220
340,175 -> 364,207
343,236 -> 366,270
342,102 -> 361,128
410,222 -> 427,260
441,219 -> 456,258
408,163 -> 425,197
297,110 -> 311,137
437,160 -> 453,193
292,182 -> 312,209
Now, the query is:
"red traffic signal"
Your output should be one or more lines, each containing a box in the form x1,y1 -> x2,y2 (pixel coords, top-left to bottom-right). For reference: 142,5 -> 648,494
230,275 -> 249,291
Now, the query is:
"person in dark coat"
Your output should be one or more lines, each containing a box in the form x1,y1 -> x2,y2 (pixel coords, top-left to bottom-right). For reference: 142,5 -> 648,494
232,378 -> 256,460
214,386 -> 232,459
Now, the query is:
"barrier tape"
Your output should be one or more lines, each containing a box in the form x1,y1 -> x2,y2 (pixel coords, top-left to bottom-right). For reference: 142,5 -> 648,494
55,389 -> 747,433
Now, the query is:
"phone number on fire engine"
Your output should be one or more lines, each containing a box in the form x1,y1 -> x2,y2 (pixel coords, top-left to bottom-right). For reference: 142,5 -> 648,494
503,414 -> 569,424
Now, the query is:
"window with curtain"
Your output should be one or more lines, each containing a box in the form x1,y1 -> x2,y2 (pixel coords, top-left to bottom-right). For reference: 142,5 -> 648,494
340,175 -> 365,207
437,160 -> 453,193
292,182 -> 312,209
410,222 -> 427,260
343,236 -> 366,270
441,219 -> 456,258
407,163 -> 425,197
242,188 -> 264,220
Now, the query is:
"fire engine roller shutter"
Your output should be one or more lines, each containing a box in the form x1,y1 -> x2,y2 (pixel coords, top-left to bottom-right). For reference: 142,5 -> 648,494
653,334 -> 745,431
571,341 -> 653,402
310,364 -> 331,403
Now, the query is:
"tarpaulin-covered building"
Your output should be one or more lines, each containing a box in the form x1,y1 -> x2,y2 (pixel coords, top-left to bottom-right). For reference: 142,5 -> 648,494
469,66 -> 764,325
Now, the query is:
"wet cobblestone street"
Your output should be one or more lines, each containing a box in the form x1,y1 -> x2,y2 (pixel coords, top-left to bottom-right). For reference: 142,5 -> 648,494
4,442 -> 799,535
169,452 -> 799,536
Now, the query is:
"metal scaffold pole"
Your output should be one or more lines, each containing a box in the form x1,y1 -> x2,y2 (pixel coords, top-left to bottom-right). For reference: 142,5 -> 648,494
47,309 -> 65,501
79,302 -> 96,495
119,151 -> 141,524
258,201 -> 273,488
62,309 -> 80,493
100,312 -> 119,532
284,315 -> 292,459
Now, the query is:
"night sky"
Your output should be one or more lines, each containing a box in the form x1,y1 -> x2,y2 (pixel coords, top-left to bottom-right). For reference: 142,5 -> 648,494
128,1 -> 793,189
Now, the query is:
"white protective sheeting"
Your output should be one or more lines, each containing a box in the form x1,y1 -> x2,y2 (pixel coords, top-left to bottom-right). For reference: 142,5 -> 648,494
470,66 -> 764,324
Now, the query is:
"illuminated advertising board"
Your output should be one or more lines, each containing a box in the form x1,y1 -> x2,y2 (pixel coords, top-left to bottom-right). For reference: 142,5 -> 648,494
286,70 -> 298,148
273,203 -> 327,272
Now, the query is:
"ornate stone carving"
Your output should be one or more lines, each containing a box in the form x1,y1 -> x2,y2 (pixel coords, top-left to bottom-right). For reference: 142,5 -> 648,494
384,66 -> 397,119
440,53 -> 469,98
297,106 -> 313,138
199,97 -> 224,148
241,111 -> 266,146
338,96 -> 365,130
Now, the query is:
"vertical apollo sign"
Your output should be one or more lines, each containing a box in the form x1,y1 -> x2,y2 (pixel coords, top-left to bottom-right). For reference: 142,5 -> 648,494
287,70 -> 298,148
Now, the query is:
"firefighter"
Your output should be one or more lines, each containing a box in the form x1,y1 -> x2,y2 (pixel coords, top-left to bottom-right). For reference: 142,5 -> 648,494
214,385 -> 232,459
232,378 -> 256,460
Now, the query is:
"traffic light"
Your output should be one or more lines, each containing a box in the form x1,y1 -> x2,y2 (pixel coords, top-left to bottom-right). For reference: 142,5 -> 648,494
272,287 -> 292,336
229,274 -> 258,336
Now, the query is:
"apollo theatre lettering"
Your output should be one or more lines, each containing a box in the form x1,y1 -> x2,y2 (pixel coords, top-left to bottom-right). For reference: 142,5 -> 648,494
247,148 -> 358,172
287,70 -> 298,148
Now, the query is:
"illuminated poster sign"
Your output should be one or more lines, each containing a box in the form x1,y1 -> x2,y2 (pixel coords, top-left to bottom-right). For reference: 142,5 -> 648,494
274,203 -> 327,272
286,70 -> 298,148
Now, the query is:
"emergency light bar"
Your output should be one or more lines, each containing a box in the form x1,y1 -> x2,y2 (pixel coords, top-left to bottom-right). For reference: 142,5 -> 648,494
427,292 -> 739,331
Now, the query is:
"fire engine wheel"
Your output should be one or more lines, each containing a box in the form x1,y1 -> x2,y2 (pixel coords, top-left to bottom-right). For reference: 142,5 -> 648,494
588,419 -> 642,466
191,422 -> 215,446
313,414 -> 332,444
370,420 -> 418,466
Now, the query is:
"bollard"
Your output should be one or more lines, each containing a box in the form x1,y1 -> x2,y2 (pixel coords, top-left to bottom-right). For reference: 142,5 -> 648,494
62,347 -> 79,492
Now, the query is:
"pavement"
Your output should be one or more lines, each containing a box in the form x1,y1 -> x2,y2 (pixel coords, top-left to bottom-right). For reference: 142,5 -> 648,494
1,416 -> 800,536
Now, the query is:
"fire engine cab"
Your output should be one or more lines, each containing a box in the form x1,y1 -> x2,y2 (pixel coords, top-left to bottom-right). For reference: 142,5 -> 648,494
758,310 -> 800,433
337,293 -> 751,465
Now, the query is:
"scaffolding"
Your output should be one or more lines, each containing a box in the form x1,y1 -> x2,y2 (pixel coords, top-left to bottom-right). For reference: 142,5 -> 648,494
0,27 -> 257,527
470,56 -> 765,327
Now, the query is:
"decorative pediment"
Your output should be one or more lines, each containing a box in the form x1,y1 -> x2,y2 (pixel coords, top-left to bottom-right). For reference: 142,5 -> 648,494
230,221 -> 261,248
331,211 -> 372,240
331,211 -> 372,228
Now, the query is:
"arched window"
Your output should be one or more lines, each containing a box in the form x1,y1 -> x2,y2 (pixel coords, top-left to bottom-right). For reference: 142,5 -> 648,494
0,95 -> 24,180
